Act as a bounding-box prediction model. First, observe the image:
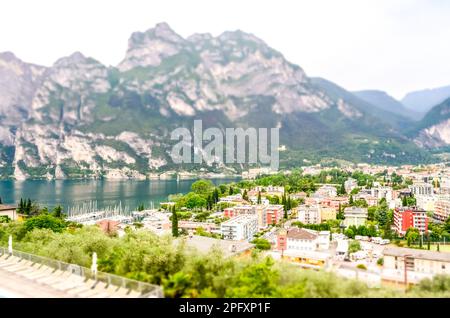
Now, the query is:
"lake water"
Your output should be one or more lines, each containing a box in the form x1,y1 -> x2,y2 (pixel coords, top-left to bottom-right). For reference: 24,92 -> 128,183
0,178 -> 239,211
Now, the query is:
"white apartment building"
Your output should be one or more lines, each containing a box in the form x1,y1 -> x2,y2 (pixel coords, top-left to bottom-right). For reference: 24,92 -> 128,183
409,182 -> 434,196
315,185 -> 337,198
221,214 -> 258,241
343,207 -> 368,227
434,195 -> 450,223
280,228 -> 330,251
297,205 -> 320,224
416,195 -> 436,212
370,186 -> 393,202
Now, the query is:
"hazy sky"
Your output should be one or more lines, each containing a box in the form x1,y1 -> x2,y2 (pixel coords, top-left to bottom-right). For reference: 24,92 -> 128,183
1,0 -> 450,99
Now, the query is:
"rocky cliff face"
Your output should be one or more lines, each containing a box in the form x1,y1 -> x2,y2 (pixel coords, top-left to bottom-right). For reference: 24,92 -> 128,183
0,23 -> 438,179
412,98 -> 450,148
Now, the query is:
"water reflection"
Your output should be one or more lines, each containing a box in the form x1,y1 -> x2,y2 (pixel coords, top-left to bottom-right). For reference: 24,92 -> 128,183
0,178 -> 239,210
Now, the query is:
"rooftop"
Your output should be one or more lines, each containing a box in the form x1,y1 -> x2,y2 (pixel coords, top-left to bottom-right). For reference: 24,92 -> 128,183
383,247 -> 450,262
0,204 -> 16,211
285,228 -> 317,240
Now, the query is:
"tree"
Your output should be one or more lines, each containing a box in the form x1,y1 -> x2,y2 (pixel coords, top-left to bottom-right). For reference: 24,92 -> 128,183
137,203 -> 145,211
406,227 -> 419,247
229,186 -> 234,196
23,214 -> 67,233
213,188 -> 220,204
349,195 -> 354,205
336,204 -> 344,220
0,197 -> 2,204
52,205 -> 64,218
339,182 -> 346,195
348,240 -> 361,254
402,196 -> 408,207
257,191 -> 262,204
251,238 -> 271,250
191,179 -> 214,195
171,205 -> 179,237
242,189 -> 248,201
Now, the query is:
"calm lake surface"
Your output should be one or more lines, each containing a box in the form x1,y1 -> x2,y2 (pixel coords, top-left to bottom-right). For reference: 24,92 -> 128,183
0,178 -> 239,211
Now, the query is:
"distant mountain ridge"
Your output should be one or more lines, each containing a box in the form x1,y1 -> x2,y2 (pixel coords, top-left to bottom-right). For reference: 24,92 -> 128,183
0,22 -> 442,179
353,90 -> 421,120
402,85 -> 450,114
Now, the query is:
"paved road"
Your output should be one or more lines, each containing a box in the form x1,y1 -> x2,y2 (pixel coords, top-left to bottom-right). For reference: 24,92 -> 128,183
0,267 -> 70,298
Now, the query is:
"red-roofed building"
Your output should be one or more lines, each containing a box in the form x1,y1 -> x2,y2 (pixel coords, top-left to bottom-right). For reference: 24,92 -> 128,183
394,207 -> 428,235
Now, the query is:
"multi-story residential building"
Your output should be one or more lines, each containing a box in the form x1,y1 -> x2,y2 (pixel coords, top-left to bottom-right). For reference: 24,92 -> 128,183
382,247 -> 450,284
276,228 -> 330,251
409,182 -> 434,196
266,205 -> 284,225
223,205 -> 269,229
344,178 -> 358,193
319,206 -> 337,222
343,207 -> 368,227
416,195 -> 436,212
370,186 -> 393,202
354,193 -> 378,206
434,195 -> 450,223
393,207 -> 428,235
252,186 -> 285,197
221,215 -> 258,241
297,205 -> 320,224
218,193 -> 248,204
315,185 -> 337,198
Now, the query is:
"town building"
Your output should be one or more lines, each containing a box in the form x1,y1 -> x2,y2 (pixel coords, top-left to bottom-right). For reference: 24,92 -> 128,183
315,185 -> 337,198
96,219 -> 120,234
265,205 -> 284,225
276,228 -> 330,252
393,207 -> 428,235
370,186 -> 393,202
344,178 -> 358,193
0,204 -> 17,221
178,221 -> 219,233
354,193 -> 378,206
415,195 -> 436,212
382,247 -> 450,285
319,206 -> 337,222
221,214 -> 258,241
343,207 -> 368,227
297,205 -> 320,224
223,205 -> 268,229
409,182 -> 434,196
433,195 -> 450,223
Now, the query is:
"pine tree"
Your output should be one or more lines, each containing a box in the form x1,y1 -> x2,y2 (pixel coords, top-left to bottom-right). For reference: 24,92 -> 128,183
213,188 -> 219,204
0,197 -> 2,204
25,199 -> 32,215
349,195 -> 354,205
171,205 -> 179,237
402,196 -> 407,207
18,198 -> 23,214
437,243 -> 440,252
243,189 -> 248,201
257,191 -> 262,204
340,182 -> 346,195
229,186 -> 233,196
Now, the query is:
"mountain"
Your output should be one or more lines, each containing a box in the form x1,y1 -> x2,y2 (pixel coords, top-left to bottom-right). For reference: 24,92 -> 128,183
353,90 -> 421,120
402,85 -> 450,114
0,23 -> 435,179
410,97 -> 450,148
